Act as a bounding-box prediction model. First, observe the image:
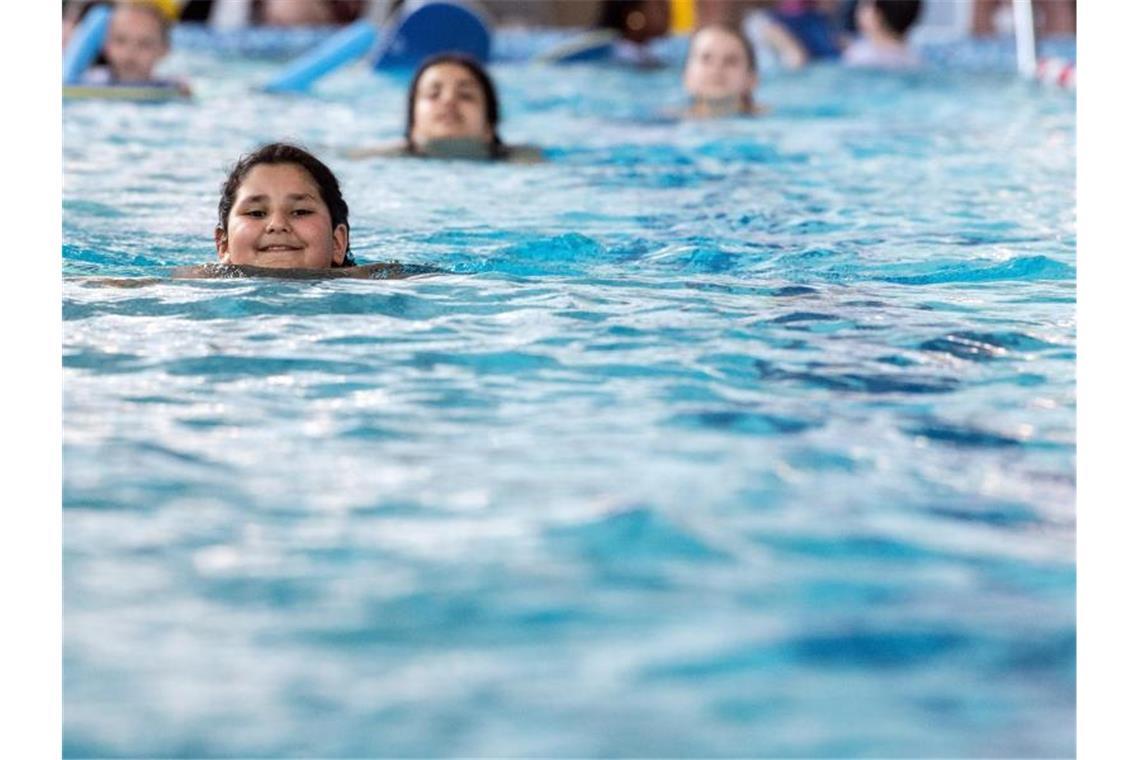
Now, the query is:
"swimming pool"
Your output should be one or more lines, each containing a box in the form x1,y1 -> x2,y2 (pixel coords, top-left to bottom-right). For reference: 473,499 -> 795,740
63,40 -> 1075,757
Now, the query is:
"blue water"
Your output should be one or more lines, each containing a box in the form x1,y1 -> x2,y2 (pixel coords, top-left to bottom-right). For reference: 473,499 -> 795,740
63,43 -> 1074,758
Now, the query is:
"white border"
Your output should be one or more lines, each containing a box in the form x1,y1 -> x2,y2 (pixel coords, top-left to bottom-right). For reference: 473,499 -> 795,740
1077,0 -> 1138,757
2,2 -> 63,758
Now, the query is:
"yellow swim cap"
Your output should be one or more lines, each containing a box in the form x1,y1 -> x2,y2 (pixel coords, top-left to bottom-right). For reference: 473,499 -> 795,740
124,0 -> 182,21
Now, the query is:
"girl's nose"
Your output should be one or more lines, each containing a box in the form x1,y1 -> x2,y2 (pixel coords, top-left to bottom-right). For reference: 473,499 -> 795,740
266,211 -> 291,232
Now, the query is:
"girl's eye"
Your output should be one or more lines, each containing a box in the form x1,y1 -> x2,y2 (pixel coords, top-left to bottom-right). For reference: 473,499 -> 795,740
292,209 -> 314,217
244,209 -> 265,218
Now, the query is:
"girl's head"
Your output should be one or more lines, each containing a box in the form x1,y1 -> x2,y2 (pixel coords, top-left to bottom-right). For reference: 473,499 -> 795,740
254,0 -> 365,26
683,24 -> 758,107
215,143 -> 352,269
598,0 -> 671,45
856,0 -> 923,41
405,54 -> 502,155
259,0 -> 336,26
104,2 -> 171,83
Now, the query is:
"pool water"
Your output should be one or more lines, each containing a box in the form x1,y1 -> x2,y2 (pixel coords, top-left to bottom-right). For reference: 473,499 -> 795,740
63,45 -> 1075,757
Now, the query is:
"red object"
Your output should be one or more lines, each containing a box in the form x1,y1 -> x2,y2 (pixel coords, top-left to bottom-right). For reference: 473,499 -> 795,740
1035,57 -> 1076,90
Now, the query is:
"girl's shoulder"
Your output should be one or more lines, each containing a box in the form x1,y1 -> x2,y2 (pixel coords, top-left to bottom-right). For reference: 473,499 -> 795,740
501,144 -> 544,164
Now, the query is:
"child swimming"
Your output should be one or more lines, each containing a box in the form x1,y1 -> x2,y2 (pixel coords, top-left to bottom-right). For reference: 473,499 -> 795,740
175,143 -> 429,280
80,1 -> 190,93
682,24 -> 766,118
346,54 -> 541,163
598,0 -> 672,67
536,0 -> 671,67
214,142 -> 351,269
843,0 -> 923,70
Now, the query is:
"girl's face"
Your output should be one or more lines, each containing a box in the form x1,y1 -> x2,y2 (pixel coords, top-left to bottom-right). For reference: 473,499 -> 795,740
410,63 -> 493,148
683,27 -> 757,102
855,1 -> 884,36
104,6 -> 168,83
216,163 -> 347,269
262,0 -> 335,26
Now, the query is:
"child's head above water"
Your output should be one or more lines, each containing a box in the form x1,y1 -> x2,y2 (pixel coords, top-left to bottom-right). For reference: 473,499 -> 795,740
404,54 -> 503,158
103,1 -> 171,84
683,24 -> 759,115
598,0 -> 671,45
215,143 -> 352,269
856,0 -> 923,42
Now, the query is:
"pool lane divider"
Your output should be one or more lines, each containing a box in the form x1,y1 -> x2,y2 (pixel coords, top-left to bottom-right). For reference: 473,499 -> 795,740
62,4 -> 111,85
262,1 -> 492,94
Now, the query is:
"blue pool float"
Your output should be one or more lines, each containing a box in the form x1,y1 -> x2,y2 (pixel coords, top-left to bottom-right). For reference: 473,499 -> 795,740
534,29 -> 618,64
263,19 -> 378,93
372,0 -> 492,69
263,2 -> 492,92
62,4 -> 111,85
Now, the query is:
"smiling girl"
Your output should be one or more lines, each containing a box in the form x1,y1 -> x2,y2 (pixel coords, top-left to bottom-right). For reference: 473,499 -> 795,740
173,143 -> 430,280
215,143 -> 351,269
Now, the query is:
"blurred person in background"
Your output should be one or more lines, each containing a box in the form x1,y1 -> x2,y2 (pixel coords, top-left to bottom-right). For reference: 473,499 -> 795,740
682,23 -> 767,117
700,0 -> 846,68
67,1 -> 190,92
597,0 -> 672,66
346,53 -> 542,162
153,0 -> 366,28
256,0 -> 366,25
971,0 -> 1075,38
842,0 -> 923,69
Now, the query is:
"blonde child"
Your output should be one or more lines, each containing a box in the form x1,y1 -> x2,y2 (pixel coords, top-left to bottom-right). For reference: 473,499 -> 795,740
82,1 -> 188,91
682,24 -> 767,118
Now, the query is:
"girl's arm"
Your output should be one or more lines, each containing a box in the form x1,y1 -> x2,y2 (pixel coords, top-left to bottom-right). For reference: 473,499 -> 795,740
761,18 -> 809,69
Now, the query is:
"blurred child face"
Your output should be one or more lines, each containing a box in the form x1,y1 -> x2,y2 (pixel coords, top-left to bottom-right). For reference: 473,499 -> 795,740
216,163 -> 347,269
856,0 -> 888,37
683,27 -> 757,102
410,63 -> 493,148
104,5 -> 168,83
262,0 -> 335,26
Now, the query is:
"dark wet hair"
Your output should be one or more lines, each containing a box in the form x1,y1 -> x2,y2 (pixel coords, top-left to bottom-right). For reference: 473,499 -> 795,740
872,0 -> 923,37
598,0 -> 637,31
216,142 -> 354,266
597,0 -> 665,38
685,23 -> 758,73
404,54 -> 504,157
